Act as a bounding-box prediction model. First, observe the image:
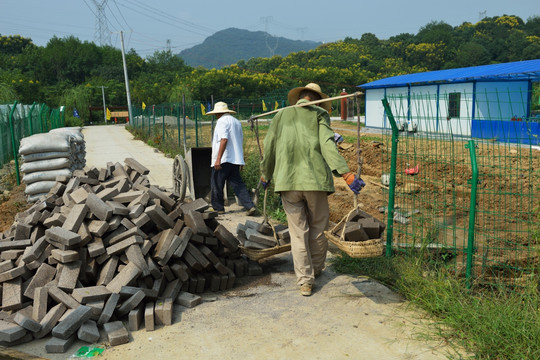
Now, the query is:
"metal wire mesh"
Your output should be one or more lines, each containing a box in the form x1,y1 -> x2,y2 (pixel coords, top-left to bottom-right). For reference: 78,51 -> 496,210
383,89 -> 539,287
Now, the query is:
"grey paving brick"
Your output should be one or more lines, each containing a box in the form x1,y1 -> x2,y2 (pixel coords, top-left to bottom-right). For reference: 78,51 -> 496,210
48,286 -> 81,309
148,186 -> 175,212
0,240 -> 32,252
87,238 -> 106,258
13,312 -> 41,333
214,224 -> 240,251
106,262 -> 142,293
45,334 -> 76,353
103,321 -> 129,346
0,319 -> 27,343
97,256 -> 119,286
2,277 -> 23,311
32,287 -> 48,322
21,235 -> 48,264
175,291 -> 202,308
51,305 -> 93,340
61,204 -> 88,233
86,193 -> 113,221
124,158 -> 150,175
179,198 -> 209,213
144,302 -> 154,331
45,227 -> 82,248
125,244 -> 150,277
57,260 -> 81,291
0,260 -> 13,273
97,293 -> 120,325
51,249 -> 79,263
77,320 -> 100,343
88,220 -> 109,237
145,204 -> 174,230
128,306 -> 143,331
34,303 -> 67,339
72,286 -> 111,304
173,227 -> 192,258
117,290 -> 145,317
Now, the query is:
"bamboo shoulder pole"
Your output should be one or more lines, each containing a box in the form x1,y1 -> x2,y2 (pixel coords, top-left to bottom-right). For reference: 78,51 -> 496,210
250,91 -> 364,121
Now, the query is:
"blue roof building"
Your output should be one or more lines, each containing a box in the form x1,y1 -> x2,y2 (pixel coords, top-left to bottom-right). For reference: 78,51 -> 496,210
359,59 -> 540,144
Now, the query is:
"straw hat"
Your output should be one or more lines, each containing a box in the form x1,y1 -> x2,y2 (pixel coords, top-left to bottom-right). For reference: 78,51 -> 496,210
287,83 -> 331,112
206,101 -> 236,115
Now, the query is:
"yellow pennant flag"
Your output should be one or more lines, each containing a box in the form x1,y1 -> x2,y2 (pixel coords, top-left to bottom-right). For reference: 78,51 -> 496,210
274,101 -> 279,110
142,102 -> 146,110
262,100 -> 267,111
106,107 -> 111,120
201,103 -> 206,115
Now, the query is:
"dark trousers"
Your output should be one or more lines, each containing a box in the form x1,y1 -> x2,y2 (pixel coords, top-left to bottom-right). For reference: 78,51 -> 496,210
211,162 -> 255,211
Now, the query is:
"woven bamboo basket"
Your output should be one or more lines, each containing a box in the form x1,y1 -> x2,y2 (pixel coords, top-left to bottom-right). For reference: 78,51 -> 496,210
324,206 -> 385,258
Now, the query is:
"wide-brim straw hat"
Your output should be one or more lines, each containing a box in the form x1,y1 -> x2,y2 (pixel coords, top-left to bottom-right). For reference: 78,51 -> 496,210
206,101 -> 236,115
287,83 -> 331,112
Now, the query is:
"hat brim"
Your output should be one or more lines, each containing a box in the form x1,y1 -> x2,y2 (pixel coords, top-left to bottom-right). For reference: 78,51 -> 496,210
206,109 -> 236,115
288,86 -> 331,112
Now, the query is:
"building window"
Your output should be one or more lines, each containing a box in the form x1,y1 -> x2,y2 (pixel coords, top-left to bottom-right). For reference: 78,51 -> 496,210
448,92 -> 461,118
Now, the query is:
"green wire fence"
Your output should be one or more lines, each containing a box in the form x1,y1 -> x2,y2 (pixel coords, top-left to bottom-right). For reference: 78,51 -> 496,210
0,101 -> 65,184
381,90 -> 539,288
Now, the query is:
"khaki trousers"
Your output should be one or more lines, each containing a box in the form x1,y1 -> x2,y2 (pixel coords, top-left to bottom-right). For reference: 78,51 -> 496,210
281,191 -> 329,286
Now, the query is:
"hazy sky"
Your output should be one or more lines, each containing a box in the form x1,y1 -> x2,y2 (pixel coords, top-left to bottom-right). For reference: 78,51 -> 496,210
1,0 -> 538,57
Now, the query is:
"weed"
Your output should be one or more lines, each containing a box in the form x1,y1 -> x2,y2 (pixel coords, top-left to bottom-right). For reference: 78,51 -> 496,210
330,252 -> 540,359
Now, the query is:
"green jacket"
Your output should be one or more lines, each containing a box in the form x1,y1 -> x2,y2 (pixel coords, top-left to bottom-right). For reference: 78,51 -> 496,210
260,99 -> 350,193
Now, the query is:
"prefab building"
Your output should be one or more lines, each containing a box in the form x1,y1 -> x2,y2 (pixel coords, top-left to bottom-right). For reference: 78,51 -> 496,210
360,59 -> 540,144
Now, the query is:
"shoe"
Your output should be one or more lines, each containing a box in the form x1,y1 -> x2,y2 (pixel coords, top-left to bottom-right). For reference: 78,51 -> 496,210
300,283 -> 312,296
209,207 -> 225,215
245,207 -> 258,216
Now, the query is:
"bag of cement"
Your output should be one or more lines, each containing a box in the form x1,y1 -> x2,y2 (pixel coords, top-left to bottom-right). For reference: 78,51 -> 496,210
21,157 -> 71,174
21,151 -> 72,162
22,168 -> 72,184
25,180 -> 57,195
26,192 -> 49,203
50,127 -> 84,142
19,133 -> 71,155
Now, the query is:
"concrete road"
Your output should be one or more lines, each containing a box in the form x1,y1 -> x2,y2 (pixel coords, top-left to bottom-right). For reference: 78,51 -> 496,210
83,124 -> 174,190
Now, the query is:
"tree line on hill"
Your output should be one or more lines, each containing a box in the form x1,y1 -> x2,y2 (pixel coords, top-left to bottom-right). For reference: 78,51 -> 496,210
0,15 -> 538,125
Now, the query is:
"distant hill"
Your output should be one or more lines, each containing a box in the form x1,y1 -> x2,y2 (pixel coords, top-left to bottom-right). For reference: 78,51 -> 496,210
178,28 -> 321,69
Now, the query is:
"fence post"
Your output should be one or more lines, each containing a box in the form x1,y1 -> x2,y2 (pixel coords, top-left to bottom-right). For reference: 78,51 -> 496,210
465,140 -> 479,289
382,98 -> 399,257
8,101 -> 21,185
195,106 -> 199,147
162,104 -> 165,142
38,104 -> 45,133
28,102 -> 36,135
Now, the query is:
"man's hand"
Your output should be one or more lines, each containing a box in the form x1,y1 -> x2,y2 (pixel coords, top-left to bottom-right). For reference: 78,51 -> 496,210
260,176 -> 270,190
214,160 -> 222,171
334,133 -> 344,144
342,172 -> 365,194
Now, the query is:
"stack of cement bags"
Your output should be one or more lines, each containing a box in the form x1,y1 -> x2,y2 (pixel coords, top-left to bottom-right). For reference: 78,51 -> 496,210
19,128 -> 86,202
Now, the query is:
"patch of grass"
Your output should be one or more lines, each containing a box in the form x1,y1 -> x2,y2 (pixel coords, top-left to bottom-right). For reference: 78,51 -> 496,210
330,253 -> 540,359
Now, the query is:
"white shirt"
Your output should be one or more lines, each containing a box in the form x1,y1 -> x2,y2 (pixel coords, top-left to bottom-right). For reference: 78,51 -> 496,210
211,114 -> 245,167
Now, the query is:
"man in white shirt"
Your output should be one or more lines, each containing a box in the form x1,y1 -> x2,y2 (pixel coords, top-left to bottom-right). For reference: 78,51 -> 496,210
208,102 -> 257,215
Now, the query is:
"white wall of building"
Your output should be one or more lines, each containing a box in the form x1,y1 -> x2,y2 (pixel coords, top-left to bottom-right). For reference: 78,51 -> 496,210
475,81 -> 529,121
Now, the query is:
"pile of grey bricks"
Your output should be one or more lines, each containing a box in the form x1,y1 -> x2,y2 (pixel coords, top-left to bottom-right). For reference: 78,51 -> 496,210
0,158 -> 263,353
331,209 -> 386,241
236,220 -> 290,250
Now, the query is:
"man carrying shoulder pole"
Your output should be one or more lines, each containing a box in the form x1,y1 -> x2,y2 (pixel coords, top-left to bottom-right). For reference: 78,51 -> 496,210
260,83 -> 365,296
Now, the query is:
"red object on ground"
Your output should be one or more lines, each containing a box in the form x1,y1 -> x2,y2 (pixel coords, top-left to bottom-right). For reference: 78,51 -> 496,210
405,165 -> 419,175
